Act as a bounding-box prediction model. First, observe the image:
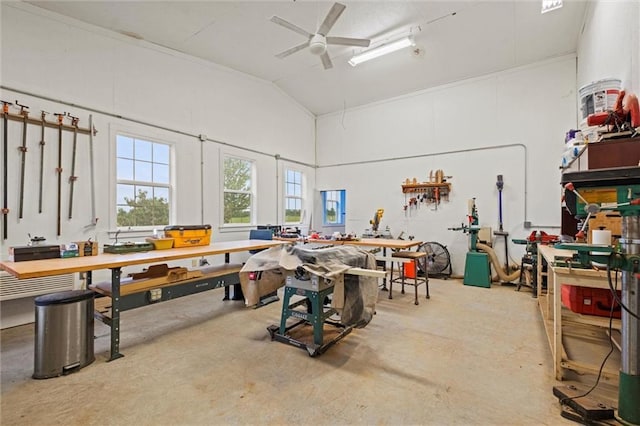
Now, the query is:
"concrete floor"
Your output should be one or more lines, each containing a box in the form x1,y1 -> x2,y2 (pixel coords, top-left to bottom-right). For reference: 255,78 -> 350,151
1,280 -> 580,425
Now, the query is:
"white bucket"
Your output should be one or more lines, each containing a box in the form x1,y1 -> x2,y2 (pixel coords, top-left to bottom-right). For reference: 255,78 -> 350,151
578,78 -> 621,126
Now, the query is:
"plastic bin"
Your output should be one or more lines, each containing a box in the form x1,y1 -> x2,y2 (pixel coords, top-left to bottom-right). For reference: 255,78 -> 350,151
33,290 -> 95,379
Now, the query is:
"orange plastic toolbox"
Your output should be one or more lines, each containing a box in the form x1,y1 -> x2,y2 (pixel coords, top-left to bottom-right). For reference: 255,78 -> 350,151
163,225 -> 212,247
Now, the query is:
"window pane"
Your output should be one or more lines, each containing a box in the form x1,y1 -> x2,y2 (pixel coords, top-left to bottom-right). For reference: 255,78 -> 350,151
135,160 -> 152,182
286,211 -> 301,222
286,183 -> 294,196
117,158 -> 134,180
135,186 -> 153,203
154,187 -> 169,203
117,184 -> 135,205
135,139 -> 153,162
153,163 -> 169,184
153,143 -> 170,164
286,170 -> 294,182
224,193 -> 251,224
294,184 -> 301,197
117,136 -> 134,159
285,197 -> 301,223
294,171 -> 301,184
325,200 -> 337,223
224,157 -> 251,191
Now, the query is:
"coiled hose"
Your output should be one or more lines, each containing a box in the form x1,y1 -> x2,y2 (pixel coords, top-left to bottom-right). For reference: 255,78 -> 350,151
476,242 -> 521,283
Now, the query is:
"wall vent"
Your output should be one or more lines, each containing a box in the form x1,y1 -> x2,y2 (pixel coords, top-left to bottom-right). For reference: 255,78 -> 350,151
0,271 -> 74,301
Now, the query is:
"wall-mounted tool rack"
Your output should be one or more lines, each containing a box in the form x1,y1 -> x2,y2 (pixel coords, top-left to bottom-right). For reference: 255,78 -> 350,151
2,111 -> 94,135
401,182 -> 452,194
401,170 -> 453,213
2,101 -> 97,239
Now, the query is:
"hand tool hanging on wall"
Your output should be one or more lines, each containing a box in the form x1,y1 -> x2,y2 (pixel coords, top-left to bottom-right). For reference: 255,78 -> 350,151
67,113 -> 79,220
15,101 -> 30,219
54,112 -> 66,236
86,115 -> 98,227
38,111 -> 49,214
1,100 -> 12,240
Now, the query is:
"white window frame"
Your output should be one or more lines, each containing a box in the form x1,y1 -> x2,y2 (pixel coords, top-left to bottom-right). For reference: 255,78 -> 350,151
114,131 -> 174,231
221,154 -> 256,227
283,168 -> 304,225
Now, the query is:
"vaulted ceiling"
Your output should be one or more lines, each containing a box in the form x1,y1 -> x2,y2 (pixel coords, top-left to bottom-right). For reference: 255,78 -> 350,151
27,1 -> 587,115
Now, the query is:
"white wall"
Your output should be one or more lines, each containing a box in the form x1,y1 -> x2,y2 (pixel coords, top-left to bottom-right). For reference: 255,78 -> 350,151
316,56 -> 578,275
0,3 -> 315,327
577,0 -> 640,94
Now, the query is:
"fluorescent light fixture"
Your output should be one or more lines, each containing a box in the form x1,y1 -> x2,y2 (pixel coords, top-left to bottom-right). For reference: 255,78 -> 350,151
348,36 -> 415,67
541,0 -> 563,14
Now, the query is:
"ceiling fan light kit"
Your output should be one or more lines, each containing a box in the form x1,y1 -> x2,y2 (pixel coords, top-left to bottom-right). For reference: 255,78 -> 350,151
309,34 -> 327,55
348,36 -> 416,67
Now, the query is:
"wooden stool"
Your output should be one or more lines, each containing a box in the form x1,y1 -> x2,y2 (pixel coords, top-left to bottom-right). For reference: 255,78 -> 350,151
389,251 -> 429,305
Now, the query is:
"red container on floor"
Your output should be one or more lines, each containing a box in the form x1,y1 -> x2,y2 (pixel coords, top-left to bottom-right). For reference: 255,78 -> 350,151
561,285 -> 621,319
403,261 -> 417,279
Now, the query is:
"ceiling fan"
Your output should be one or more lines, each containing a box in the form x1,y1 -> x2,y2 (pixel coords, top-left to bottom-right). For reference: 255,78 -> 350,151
270,2 -> 371,69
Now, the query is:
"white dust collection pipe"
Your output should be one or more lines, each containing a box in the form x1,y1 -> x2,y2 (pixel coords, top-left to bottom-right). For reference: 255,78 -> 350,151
476,242 -> 521,283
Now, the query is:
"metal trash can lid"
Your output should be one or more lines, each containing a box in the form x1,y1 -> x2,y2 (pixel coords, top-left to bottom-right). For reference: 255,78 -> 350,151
35,290 -> 95,306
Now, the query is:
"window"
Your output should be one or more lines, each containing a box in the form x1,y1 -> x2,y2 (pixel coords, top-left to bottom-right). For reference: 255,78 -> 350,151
116,134 -> 171,227
284,169 -> 303,223
223,156 -> 254,225
321,190 -> 345,226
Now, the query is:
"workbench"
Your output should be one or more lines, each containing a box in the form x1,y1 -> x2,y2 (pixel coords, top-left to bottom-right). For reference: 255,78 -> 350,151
537,245 -> 621,381
0,240 -> 284,361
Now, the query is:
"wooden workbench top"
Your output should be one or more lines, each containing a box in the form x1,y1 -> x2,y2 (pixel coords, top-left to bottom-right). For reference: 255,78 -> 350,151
0,240 -> 284,279
306,238 -> 422,250
538,244 -> 576,264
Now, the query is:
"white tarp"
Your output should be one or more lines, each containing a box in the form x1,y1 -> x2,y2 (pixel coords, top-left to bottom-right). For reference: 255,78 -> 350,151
240,244 -> 379,327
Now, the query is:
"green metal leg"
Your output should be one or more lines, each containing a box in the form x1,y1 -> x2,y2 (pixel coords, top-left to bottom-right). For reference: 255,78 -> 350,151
310,291 -> 323,346
108,267 -> 124,361
279,287 -> 294,335
619,371 -> 640,425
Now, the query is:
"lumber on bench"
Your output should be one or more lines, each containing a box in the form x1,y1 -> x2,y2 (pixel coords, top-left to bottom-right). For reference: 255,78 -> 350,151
91,263 -> 243,297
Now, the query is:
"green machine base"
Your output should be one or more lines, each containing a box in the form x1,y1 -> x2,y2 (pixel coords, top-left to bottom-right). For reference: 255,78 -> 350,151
463,252 -> 491,288
619,371 -> 640,425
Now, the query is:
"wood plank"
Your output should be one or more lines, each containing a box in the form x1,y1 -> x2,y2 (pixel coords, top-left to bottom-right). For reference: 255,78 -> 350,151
345,267 -> 387,278
561,360 -> 619,382
91,263 -> 243,297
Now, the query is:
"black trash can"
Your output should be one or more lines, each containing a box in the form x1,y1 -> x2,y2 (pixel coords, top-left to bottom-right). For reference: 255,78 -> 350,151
33,290 -> 95,379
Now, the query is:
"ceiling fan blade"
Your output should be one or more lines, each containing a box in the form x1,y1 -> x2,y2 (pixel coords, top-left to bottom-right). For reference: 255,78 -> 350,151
320,52 -> 333,69
326,36 -> 370,47
275,41 -> 310,59
317,2 -> 346,36
270,16 -> 312,38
